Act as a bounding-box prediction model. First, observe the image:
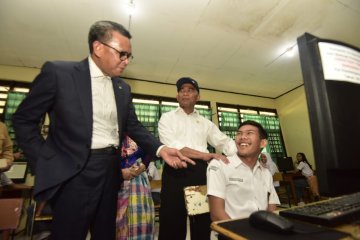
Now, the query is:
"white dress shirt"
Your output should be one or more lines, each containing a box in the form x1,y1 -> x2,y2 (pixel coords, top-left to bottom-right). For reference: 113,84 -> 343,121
158,107 -> 236,155
88,57 -> 119,149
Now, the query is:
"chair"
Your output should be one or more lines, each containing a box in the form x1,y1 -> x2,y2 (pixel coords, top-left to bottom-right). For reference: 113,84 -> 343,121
0,198 -> 23,240
183,185 -> 209,216
150,180 -> 161,221
28,201 -> 52,240
273,172 -> 292,208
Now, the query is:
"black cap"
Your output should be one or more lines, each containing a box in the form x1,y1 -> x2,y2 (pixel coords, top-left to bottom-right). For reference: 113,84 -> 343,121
176,77 -> 200,92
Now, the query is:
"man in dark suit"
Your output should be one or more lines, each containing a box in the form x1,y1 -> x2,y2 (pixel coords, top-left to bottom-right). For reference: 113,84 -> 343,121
12,20 -> 193,240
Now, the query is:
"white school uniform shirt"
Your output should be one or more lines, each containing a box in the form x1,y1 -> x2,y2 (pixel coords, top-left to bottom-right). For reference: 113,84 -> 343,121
207,154 -> 280,219
297,161 -> 314,177
148,162 -> 161,192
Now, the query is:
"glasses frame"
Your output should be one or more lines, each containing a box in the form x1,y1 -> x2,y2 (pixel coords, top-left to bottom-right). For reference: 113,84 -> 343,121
99,41 -> 133,61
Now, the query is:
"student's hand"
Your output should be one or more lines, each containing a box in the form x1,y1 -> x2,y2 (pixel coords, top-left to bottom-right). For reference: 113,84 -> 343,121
159,146 -> 195,169
13,152 -> 23,160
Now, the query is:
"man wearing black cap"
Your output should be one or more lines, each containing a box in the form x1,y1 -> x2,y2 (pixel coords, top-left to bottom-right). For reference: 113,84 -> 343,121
158,77 -> 236,240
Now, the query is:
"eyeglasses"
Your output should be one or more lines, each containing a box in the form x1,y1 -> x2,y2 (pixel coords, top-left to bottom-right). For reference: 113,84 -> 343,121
100,41 -> 133,61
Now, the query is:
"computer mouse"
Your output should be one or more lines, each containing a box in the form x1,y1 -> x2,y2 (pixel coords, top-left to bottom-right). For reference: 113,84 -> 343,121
249,210 -> 294,234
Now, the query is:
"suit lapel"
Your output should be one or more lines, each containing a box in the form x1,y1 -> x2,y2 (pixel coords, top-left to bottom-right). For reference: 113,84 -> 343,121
111,77 -> 124,139
74,59 -> 93,134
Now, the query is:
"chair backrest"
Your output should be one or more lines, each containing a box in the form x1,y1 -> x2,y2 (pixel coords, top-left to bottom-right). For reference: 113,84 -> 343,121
273,172 -> 283,182
150,180 -> 162,190
0,198 -> 23,230
184,185 -> 209,216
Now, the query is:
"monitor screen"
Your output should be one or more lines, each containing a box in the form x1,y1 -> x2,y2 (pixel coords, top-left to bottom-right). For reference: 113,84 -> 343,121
277,157 -> 295,173
4,162 -> 28,183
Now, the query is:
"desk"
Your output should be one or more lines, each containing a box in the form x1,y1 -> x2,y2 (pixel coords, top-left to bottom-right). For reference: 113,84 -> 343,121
281,171 -> 304,204
211,220 -> 246,240
0,184 -> 33,200
0,184 -> 33,239
211,218 -> 356,240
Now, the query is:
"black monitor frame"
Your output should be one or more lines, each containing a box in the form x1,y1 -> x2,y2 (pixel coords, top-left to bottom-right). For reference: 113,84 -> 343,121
277,157 -> 295,173
297,33 -> 360,197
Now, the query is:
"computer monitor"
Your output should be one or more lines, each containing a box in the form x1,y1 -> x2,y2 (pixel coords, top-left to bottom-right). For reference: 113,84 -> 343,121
277,157 -> 295,173
4,162 -> 28,183
297,33 -> 360,197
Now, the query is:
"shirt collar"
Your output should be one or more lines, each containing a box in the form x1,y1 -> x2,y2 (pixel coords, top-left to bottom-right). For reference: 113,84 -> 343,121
175,107 -> 199,116
88,56 -> 110,80
231,154 -> 265,172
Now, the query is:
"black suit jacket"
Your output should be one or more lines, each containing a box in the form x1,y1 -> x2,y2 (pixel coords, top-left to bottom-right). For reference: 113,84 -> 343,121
12,59 -> 161,201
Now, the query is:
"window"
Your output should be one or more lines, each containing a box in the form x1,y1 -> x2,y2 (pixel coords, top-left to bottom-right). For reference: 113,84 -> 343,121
132,94 -> 214,152
217,103 -> 286,159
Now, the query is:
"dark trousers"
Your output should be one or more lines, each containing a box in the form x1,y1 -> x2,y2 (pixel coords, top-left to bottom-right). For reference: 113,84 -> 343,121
158,159 -> 211,240
49,151 -> 122,240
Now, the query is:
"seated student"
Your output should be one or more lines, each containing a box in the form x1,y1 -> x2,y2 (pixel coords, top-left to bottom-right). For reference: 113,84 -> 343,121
207,120 -> 280,221
147,161 -> 161,205
0,121 -> 14,240
260,152 -> 280,187
0,121 -> 14,189
294,152 -> 320,205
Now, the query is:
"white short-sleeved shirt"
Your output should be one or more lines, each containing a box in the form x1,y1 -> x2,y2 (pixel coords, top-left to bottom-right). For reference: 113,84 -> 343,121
158,107 -> 236,155
148,162 -> 161,192
207,154 -> 280,219
297,161 -> 314,177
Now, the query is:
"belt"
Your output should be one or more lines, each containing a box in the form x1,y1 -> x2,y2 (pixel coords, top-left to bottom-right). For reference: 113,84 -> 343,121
90,146 -> 118,155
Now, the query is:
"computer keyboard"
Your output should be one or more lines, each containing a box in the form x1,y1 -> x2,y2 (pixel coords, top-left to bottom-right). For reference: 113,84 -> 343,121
279,192 -> 360,226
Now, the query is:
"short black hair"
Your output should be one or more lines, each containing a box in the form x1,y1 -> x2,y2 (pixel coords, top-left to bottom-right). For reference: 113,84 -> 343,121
88,20 -> 132,53
238,120 -> 268,139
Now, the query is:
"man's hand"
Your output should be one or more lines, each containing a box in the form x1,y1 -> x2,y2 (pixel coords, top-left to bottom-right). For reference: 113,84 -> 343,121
159,146 -> 195,169
205,153 -> 229,164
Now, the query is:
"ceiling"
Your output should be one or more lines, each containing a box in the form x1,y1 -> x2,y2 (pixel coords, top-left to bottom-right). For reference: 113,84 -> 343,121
0,0 -> 359,98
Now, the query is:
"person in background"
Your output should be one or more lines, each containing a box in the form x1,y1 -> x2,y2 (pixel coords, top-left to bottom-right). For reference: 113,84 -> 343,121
117,135 -> 154,240
294,152 -> 320,205
0,121 -> 15,240
12,20 -> 193,240
158,77 -> 236,240
207,120 -> 280,222
0,121 -> 14,188
260,152 -> 280,187
147,160 -> 161,206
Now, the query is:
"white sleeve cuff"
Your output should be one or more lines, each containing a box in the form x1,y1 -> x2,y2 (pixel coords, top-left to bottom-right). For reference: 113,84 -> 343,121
156,145 -> 166,157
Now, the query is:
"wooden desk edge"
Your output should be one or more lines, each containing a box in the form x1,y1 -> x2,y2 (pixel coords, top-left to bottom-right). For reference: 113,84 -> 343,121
211,212 -> 359,240
211,220 -> 247,240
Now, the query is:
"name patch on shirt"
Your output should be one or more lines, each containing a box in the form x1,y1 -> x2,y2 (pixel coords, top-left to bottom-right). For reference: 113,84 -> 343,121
229,177 -> 243,182
208,166 -> 219,172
